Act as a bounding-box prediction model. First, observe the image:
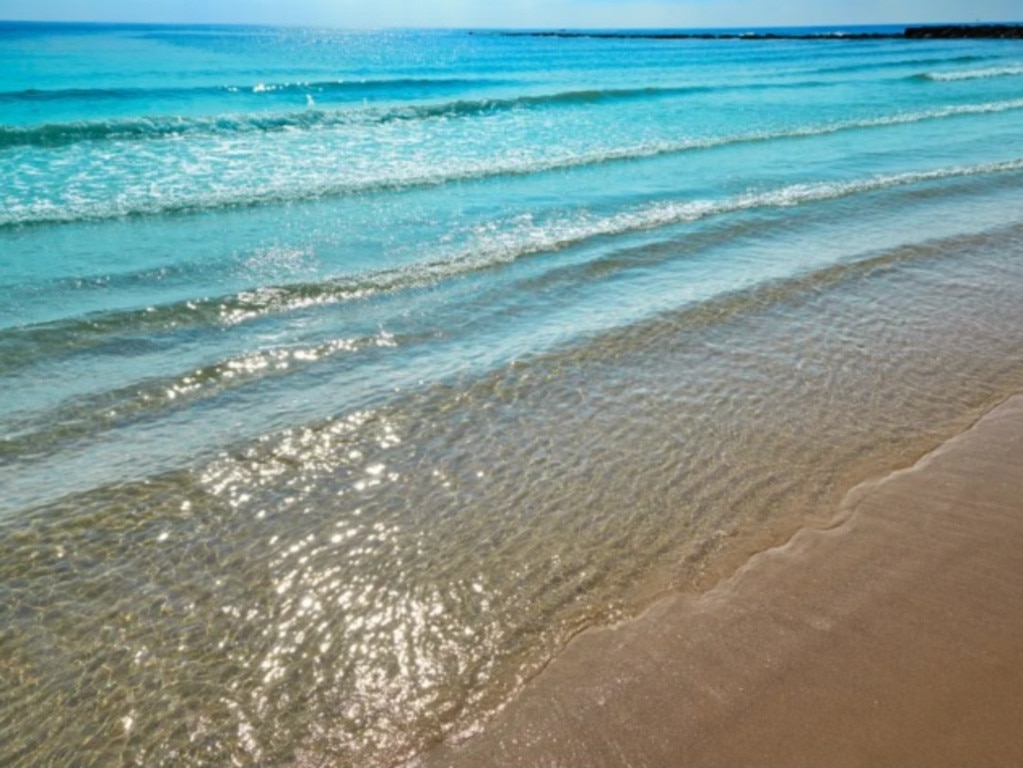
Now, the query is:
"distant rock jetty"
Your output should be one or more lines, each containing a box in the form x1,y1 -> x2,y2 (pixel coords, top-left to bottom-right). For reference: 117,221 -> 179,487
903,24 -> 1023,39
494,25 -> 1023,41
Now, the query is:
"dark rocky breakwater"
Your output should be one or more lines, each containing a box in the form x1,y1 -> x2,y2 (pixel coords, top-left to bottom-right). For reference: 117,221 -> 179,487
496,25 -> 1023,41
904,25 -> 1023,39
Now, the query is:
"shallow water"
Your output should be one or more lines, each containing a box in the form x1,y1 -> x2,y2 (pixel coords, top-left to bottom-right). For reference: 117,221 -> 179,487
2,22 -> 1023,767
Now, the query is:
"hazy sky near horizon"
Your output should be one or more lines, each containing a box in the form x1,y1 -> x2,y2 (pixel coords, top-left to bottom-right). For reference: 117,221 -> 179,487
1,0 -> 1020,28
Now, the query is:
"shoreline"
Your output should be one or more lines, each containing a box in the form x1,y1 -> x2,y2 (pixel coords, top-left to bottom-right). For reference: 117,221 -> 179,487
425,393 -> 1023,767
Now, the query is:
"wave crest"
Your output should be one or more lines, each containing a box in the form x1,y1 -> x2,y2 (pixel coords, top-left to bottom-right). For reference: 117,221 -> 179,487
915,65 -> 1023,82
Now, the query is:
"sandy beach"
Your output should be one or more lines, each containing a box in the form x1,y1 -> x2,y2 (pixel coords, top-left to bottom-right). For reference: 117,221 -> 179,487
425,394 -> 1023,767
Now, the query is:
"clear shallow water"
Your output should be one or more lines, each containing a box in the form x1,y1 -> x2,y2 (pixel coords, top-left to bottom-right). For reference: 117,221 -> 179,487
2,22 -> 1023,767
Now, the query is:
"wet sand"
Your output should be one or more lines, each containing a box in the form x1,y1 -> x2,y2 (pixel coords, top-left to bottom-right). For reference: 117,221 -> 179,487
425,393 -> 1023,767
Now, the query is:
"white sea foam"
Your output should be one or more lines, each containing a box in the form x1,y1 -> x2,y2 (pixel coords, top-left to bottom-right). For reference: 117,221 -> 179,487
5,98 -> 1023,229
921,65 -> 1023,81
185,156 -> 1023,325
378,157 -> 1023,294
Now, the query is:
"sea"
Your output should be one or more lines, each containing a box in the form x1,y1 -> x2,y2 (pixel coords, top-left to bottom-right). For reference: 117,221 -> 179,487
2,20 -> 1023,768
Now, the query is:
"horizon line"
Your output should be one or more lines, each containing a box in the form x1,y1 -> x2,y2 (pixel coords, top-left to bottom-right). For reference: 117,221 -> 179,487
2,18 -> 1021,31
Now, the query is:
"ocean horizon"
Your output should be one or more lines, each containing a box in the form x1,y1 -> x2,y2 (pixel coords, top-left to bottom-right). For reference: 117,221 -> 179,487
3,20 -> 1023,767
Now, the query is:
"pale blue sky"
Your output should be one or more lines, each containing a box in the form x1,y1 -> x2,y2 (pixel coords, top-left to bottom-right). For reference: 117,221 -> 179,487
0,0 -> 1020,28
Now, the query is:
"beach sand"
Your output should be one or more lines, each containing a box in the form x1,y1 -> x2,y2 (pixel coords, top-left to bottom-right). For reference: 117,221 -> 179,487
425,394 -> 1023,767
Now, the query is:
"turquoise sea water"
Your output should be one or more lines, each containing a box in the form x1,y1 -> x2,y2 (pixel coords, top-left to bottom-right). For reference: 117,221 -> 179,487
3,22 -> 1023,767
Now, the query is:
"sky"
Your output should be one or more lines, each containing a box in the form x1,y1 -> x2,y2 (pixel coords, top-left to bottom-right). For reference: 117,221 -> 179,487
0,0 -> 1020,28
